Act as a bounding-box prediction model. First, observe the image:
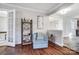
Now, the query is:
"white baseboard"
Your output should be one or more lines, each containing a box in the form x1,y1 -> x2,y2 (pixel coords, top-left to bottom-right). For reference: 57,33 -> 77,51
49,40 -> 63,47
15,42 -> 21,45
6,43 -> 15,47
55,42 -> 63,47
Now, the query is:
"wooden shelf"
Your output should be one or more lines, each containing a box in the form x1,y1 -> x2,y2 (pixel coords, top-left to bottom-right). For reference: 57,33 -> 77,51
22,42 -> 32,45
0,32 -> 7,33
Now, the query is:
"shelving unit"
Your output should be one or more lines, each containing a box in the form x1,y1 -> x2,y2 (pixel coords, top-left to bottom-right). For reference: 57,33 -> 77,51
21,18 -> 32,45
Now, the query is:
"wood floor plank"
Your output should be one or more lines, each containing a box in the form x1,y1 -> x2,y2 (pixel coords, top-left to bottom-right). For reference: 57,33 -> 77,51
0,43 -> 78,55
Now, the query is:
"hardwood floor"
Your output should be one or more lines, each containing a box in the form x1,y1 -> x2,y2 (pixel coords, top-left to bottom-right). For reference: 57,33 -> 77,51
0,43 -> 79,55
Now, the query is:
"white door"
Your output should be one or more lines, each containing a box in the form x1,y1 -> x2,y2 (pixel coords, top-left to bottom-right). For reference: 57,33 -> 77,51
7,10 -> 15,47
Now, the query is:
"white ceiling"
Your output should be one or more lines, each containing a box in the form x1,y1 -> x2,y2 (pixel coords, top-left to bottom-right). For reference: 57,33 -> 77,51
0,3 -> 73,15
52,4 -> 79,18
63,4 -> 79,18
11,3 -> 60,11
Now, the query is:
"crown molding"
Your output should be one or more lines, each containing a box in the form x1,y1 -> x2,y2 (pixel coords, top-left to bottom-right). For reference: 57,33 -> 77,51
0,3 -> 46,14
46,3 -> 73,15
0,3 -> 73,16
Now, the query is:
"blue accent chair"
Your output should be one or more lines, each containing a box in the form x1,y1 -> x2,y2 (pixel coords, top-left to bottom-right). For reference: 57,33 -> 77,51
32,32 -> 48,49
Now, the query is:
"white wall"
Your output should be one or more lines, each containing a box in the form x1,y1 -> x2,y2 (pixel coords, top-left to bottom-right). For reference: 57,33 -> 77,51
0,12 -> 8,46
63,17 -> 72,36
48,14 -> 63,46
49,15 -> 63,30
15,10 -> 49,44
15,9 -> 64,46
0,11 -> 8,32
0,17 -> 8,32
63,15 -> 79,52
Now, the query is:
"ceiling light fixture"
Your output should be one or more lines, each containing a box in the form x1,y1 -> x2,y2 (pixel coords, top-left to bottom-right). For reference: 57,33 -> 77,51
58,7 -> 71,14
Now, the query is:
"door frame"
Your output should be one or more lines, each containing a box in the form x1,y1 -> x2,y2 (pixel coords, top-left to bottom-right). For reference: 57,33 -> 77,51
7,9 -> 16,47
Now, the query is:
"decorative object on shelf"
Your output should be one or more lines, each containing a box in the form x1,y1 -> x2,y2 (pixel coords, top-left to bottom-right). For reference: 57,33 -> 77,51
21,18 -> 32,45
76,29 -> 79,36
37,16 -> 44,29
76,20 -> 79,36
48,34 -> 55,41
77,20 -> 79,28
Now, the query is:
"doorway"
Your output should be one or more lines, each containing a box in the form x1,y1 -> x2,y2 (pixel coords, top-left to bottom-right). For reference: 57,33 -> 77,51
0,9 -> 15,47
0,10 -> 8,46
